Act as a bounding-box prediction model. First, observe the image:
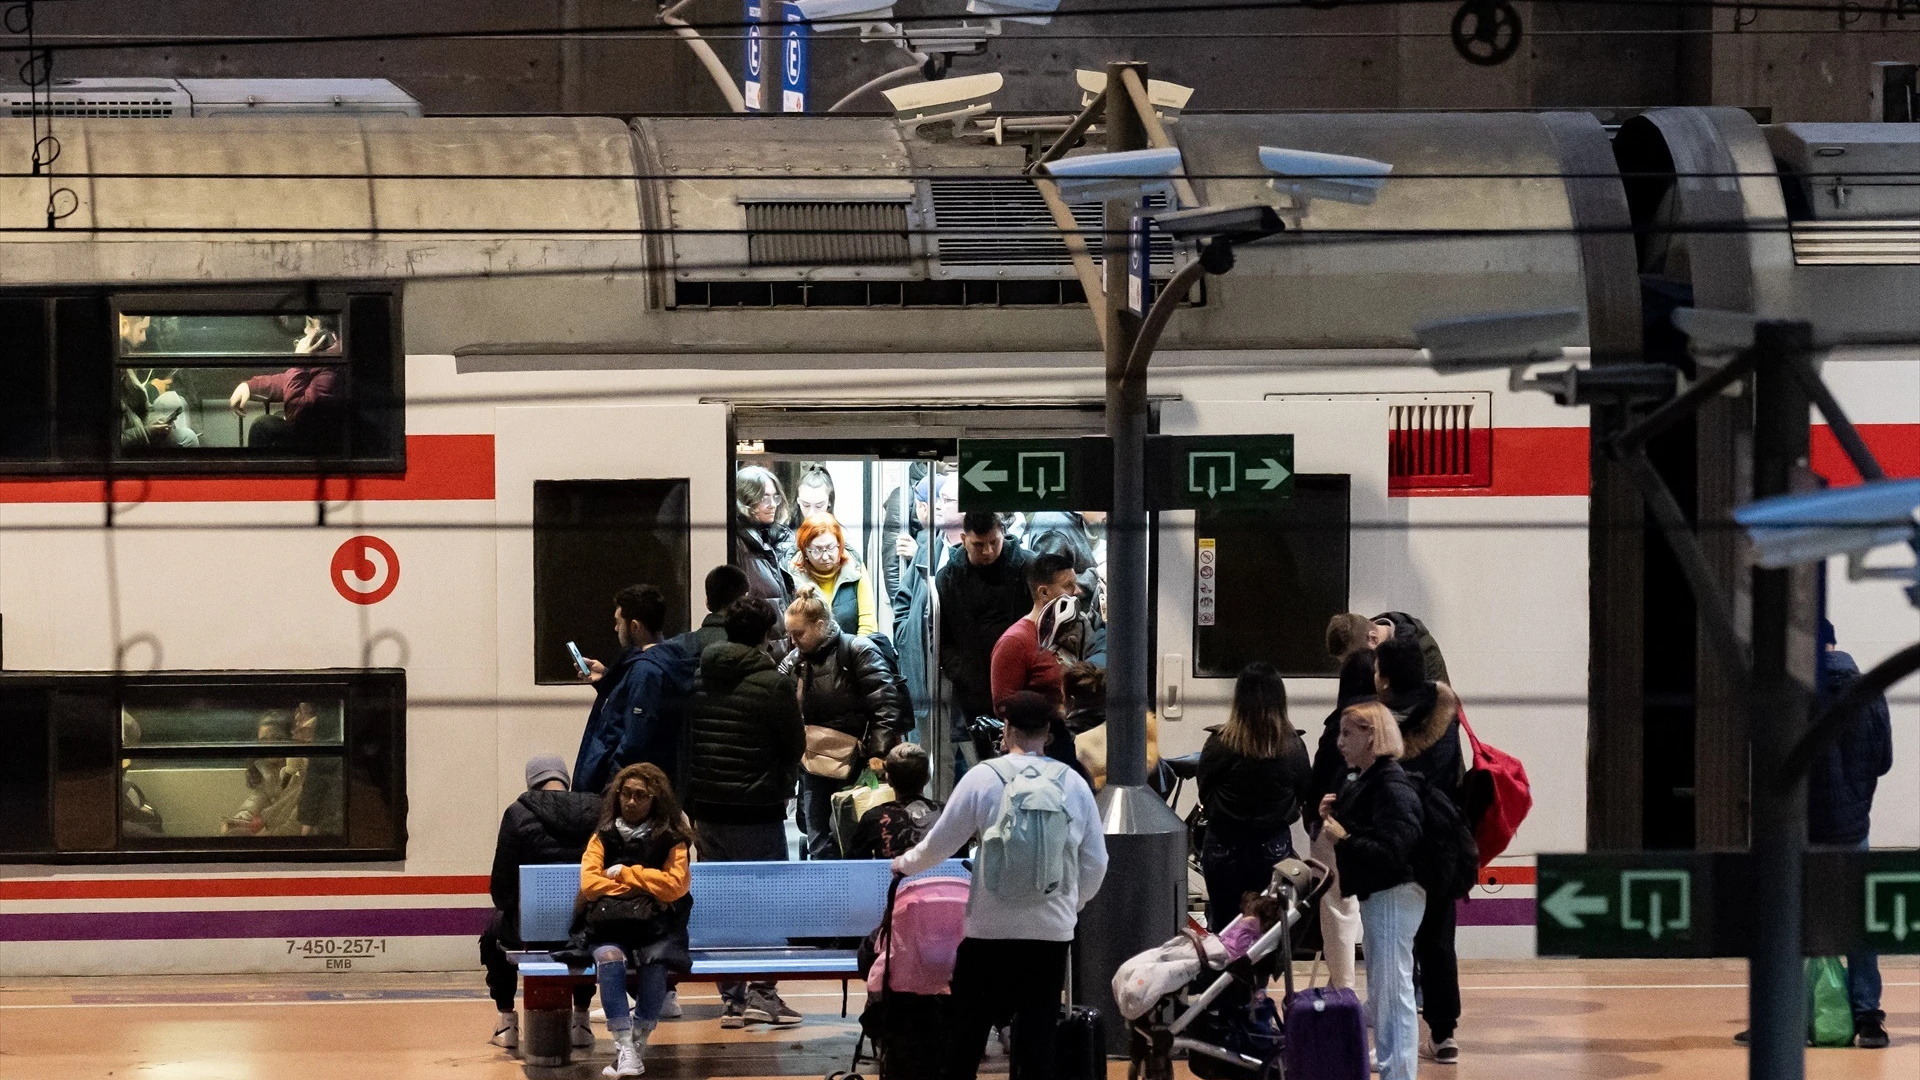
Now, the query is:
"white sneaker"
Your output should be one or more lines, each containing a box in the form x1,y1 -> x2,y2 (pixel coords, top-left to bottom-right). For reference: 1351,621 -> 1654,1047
603,1028 -> 644,1078
591,1006 -> 607,1023
489,1010 -> 518,1050
659,990 -> 682,1019
571,1009 -> 595,1048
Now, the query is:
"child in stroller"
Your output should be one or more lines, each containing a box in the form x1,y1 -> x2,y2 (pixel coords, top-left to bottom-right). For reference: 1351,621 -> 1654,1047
1114,857 -> 1332,1080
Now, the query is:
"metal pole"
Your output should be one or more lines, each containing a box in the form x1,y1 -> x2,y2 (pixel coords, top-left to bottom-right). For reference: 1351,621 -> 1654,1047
1748,320 -> 1814,1080
1072,60 -> 1189,1055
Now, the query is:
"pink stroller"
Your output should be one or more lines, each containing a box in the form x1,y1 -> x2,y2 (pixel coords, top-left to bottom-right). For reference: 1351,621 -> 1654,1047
833,873 -> 969,1080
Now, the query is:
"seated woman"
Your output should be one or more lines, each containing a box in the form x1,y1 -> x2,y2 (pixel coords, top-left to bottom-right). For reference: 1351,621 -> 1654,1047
578,763 -> 693,1079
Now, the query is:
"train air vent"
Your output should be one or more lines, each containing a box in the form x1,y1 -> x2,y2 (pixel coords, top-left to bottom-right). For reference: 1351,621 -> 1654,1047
1788,221 -> 1920,265
929,178 -> 1173,268
1388,398 -> 1492,491
745,202 -> 913,268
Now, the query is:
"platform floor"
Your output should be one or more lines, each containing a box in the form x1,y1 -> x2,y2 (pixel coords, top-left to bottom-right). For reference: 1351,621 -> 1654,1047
1,958 -> 1913,1080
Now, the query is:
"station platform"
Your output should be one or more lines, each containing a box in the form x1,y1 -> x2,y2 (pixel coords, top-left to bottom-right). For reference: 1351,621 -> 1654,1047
1,959 -> 1912,1079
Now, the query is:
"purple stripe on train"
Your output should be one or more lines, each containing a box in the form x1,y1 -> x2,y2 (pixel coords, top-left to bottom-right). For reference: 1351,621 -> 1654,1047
0,906 -> 492,942
1457,897 -> 1534,926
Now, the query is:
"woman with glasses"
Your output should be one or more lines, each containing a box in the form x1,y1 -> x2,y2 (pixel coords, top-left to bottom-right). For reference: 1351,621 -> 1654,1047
733,466 -> 796,616
790,514 -> 876,636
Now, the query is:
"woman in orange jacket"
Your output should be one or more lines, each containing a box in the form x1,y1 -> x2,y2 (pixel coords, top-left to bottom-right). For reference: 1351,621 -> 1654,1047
578,763 -> 693,1078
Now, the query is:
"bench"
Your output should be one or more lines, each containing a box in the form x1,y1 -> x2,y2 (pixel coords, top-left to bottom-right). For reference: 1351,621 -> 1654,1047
509,858 -> 968,1062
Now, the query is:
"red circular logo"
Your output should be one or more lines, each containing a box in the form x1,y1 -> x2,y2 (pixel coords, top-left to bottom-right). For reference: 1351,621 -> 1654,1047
331,536 -> 400,605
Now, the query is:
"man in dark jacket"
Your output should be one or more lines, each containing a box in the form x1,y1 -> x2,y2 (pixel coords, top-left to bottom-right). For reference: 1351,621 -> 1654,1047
688,596 -> 807,1029
1375,633 -> 1468,1064
484,755 -> 602,1052
782,590 -> 908,859
1810,621 -> 1894,1049
573,584 -> 697,797
936,511 -> 1034,738
679,565 -> 751,657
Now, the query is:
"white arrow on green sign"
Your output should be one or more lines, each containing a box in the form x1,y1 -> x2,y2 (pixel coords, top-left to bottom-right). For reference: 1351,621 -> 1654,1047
963,459 -> 1008,492
1541,881 -> 1610,929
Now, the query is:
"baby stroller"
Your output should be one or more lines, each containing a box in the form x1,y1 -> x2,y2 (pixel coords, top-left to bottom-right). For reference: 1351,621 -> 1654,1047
1114,857 -> 1333,1080
831,872 -> 969,1080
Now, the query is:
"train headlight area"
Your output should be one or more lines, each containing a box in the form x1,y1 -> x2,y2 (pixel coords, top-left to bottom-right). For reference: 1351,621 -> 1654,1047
0,100 -> 1914,1078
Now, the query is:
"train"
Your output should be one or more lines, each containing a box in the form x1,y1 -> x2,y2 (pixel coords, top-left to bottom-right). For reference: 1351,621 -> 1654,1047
0,102 -> 1914,976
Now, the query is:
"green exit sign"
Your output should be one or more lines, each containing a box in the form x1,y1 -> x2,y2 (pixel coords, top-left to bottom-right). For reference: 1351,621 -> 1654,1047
957,438 -> 1110,513
1155,435 -> 1295,510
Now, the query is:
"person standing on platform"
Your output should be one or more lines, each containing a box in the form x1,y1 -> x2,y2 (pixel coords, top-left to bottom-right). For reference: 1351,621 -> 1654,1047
1196,662 -> 1312,932
573,585 -> 696,798
782,590 -> 907,859
1305,623 -> 1377,991
936,511 -> 1033,760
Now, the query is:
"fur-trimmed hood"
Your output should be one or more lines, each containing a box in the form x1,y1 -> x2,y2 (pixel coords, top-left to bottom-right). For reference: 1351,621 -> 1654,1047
1396,681 -> 1461,765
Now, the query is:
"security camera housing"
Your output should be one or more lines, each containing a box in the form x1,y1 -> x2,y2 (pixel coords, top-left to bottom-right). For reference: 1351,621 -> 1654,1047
1733,478 -> 1920,568
965,0 -> 1061,24
1414,308 -> 1584,370
1074,69 -> 1196,113
789,0 -> 897,31
1259,145 -> 1393,207
1039,146 -> 1184,204
881,71 -> 1002,121
1154,203 -> 1284,242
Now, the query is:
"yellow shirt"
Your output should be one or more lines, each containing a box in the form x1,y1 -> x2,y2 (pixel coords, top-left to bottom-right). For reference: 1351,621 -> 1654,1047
803,565 -> 878,636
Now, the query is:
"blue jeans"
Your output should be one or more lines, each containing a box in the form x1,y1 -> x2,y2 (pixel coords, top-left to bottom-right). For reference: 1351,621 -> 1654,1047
1846,837 -> 1883,1019
1360,882 -> 1426,1080
593,944 -> 669,1034
800,771 -> 850,859
1199,829 -> 1296,933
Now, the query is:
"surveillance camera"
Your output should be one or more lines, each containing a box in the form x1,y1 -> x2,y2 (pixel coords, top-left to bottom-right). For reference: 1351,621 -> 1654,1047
789,0 -> 896,31
1733,478 -> 1920,569
1153,203 -> 1284,242
902,25 -> 991,55
1073,69 -> 1196,114
882,71 -> 1002,122
965,0 -> 1060,24
1258,146 -> 1393,207
1038,146 -> 1184,204
1414,308 -> 1584,371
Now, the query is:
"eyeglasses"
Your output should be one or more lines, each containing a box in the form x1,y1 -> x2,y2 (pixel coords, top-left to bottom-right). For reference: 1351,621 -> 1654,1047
754,493 -> 781,506
806,542 -> 841,556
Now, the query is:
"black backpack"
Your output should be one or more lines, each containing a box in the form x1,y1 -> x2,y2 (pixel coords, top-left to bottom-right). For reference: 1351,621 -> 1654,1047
1409,774 -> 1479,901
853,632 -> 915,728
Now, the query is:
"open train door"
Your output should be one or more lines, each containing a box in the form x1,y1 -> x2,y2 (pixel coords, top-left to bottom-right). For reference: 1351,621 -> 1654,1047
493,404 -> 730,790
1153,398 -> 1391,754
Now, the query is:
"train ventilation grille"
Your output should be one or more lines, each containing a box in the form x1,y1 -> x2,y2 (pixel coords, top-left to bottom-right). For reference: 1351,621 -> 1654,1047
4,97 -> 180,118
929,179 -> 1174,268
1790,220 -> 1920,265
744,202 -> 913,268
1389,400 -> 1493,491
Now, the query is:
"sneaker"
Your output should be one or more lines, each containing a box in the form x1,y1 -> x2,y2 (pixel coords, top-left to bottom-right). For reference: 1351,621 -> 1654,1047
1855,1012 -> 1890,1049
720,1002 -> 746,1029
489,1011 -> 518,1050
603,1029 -> 644,1078
743,989 -> 802,1025
660,990 -> 682,1020
1433,1038 -> 1459,1064
571,1009 -> 595,1048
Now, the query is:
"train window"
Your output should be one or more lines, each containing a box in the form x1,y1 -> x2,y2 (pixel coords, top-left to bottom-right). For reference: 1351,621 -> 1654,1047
0,670 -> 404,862
0,289 -> 402,475
533,480 -> 693,685
1191,475 -> 1351,679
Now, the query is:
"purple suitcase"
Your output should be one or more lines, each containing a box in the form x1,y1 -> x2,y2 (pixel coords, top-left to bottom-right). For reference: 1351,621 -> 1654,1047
1282,987 -> 1368,1080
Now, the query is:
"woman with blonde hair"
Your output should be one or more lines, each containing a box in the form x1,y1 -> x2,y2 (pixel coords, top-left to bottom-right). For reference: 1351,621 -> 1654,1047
790,514 -> 876,636
1194,662 -> 1311,930
578,763 -> 694,1077
1318,702 -> 1423,1080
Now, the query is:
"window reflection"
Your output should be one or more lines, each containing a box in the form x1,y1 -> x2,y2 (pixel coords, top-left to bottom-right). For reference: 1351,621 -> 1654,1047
117,313 -> 343,358
121,698 -> 343,747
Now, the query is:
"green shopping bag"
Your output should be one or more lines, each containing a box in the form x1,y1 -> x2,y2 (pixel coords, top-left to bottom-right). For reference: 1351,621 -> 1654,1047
1805,957 -> 1852,1047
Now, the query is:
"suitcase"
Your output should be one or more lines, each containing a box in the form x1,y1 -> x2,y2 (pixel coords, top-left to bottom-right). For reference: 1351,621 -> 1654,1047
1282,987 -> 1368,1080
1011,1004 -> 1105,1080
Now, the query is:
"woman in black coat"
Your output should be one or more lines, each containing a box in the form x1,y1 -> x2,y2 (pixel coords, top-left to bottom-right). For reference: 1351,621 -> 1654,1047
1195,662 -> 1312,931
1317,701 -> 1424,1080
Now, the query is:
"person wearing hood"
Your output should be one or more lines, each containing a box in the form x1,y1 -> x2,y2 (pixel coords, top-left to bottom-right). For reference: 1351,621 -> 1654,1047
734,466 -> 796,616
485,756 -> 603,1052
1369,610 -> 1450,685
573,585 -> 697,798
781,590 -> 908,859
687,596 -> 806,1029
1375,633 -> 1469,1065
791,514 -> 877,637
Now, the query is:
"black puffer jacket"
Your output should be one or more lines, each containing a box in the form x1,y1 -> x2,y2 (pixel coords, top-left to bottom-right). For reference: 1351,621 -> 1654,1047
1390,681 -> 1466,798
781,627 -> 908,753
687,643 -> 803,824
1328,756 -> 1423,901
489,788 -> 602,943
1197,728 -> 1313,843
735,519 -> 795,614
1809,649 -> 1894,844
935,542 -> 1034,718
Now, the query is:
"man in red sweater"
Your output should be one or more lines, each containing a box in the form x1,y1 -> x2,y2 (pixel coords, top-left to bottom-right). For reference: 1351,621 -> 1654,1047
989,552 -> 1079,710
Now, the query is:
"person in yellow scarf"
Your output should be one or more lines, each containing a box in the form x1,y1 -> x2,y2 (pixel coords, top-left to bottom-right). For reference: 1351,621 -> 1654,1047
791,514 -> 876,636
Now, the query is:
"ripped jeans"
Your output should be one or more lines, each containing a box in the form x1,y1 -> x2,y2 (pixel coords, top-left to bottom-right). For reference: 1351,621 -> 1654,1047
593,944 -> 670,1034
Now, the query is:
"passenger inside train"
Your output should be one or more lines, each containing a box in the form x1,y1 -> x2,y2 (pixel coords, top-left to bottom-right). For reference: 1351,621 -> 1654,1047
115,313 -> 346,454
114,697 -> 346,840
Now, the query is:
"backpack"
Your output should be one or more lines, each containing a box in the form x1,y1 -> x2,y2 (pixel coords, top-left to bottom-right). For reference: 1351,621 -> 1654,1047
1409,773 -> 1478,902
978,755 -> 1076,906
1455,711 -> 1531,866
863,632 -> 916,725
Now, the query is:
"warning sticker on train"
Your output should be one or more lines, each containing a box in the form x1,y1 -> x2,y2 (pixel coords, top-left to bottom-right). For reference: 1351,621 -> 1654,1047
331,536 -> 400,605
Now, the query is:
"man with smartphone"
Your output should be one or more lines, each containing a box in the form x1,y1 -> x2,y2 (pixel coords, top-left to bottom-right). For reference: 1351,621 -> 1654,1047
572,584 -> 697,798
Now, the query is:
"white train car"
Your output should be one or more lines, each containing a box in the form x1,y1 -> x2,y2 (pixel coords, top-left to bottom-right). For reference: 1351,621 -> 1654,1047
0,108 -> 1912,976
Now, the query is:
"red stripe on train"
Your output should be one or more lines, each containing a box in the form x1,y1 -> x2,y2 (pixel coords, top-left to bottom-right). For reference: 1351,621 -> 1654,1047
1397,427 -> 1590,498
0,434 -> 494,503
1812,424 -> 1920,485
0,874 -> 489,901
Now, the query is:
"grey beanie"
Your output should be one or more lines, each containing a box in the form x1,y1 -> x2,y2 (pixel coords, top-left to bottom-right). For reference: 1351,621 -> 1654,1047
525,755 -> 571,790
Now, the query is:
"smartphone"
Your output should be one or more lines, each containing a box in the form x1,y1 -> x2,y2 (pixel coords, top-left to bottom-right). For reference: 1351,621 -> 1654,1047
567,641 -> 592,680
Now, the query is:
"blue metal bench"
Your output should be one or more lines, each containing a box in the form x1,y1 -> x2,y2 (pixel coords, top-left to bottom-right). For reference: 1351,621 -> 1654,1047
511,858 -> 969,1025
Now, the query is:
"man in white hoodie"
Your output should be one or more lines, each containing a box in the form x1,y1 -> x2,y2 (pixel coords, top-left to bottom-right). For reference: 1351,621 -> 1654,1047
891,691 -> 1108,1080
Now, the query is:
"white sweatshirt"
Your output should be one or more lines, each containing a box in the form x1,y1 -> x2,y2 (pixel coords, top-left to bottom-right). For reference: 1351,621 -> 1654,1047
893,749 -> 1109,942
